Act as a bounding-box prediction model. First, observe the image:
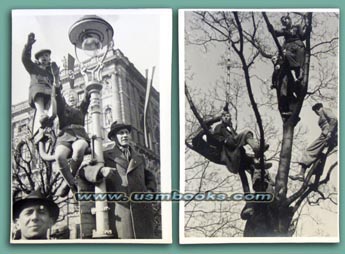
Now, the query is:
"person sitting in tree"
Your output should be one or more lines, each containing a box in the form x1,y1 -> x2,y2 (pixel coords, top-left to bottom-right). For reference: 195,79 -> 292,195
22,33 -> 60,128
274,15 -> 307,83
289,103 -> 337,181
53,83 -> 91,197
212,104 -> 271,191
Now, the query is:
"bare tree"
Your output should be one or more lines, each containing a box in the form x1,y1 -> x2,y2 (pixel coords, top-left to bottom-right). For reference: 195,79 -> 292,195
12,132 -> 78,237
184,11 -> 338,237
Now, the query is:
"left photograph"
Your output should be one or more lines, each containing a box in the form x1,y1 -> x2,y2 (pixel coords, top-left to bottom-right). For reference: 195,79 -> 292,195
11,9 -> 172,243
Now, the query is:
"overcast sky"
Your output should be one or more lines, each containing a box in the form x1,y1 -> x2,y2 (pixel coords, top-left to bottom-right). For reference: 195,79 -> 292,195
12,9 -> 169,104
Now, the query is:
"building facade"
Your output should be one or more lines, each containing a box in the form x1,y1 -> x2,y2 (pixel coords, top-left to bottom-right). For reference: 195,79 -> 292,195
11,48 -> 161,239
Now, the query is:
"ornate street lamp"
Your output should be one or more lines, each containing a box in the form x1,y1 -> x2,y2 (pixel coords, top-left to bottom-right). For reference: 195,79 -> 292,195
69,15 -> 114,239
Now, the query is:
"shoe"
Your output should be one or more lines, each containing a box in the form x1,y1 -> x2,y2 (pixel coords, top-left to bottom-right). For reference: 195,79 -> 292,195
254,144 -> 270,158
289,173 -> 304,182
253,159 -> 272,169
39,114 -> 49,127
58,184 -> 71,198
241,203 -> 255,220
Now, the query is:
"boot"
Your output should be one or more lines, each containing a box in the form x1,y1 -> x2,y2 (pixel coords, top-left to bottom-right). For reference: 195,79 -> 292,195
58,182 -> 71,198
57,166 -> 78,197
246,137 -> 269,158
289,166 -> 306,182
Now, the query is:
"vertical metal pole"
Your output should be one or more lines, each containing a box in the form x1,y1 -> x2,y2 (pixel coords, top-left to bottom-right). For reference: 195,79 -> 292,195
86,82 -> 112,238
143,67 -> 155,149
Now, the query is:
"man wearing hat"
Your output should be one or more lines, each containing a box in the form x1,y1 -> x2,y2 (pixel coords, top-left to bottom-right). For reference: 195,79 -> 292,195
290,103 -> 338,181
213,104 -> 270,181
13,190 -> 59,240
212,104 -> 272,218
22,32 -> 60,127
83,121 -> 157,239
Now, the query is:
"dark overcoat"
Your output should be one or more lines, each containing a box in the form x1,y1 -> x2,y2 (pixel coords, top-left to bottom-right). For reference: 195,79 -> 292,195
103,145 -> 156,239
213,122 -> 251,174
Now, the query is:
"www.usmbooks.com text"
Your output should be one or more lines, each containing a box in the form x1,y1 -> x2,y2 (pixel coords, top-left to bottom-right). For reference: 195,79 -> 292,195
75,191 -> 274,202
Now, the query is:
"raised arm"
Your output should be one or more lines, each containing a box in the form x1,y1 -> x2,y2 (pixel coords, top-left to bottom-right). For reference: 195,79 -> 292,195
273,28 -> 286,37
21,33 -> 37,73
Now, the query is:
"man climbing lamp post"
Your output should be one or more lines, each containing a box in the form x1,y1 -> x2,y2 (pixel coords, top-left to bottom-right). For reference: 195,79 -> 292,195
68,15 -> 114,238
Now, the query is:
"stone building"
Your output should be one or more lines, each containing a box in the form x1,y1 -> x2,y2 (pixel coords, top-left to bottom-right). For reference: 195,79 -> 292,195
11,48 -> 161,239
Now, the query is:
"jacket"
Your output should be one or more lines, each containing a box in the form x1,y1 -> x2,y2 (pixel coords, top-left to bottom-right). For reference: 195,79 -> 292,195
318,108 -> 337,136
103,144 -> 156,239
55,86 -> 90,143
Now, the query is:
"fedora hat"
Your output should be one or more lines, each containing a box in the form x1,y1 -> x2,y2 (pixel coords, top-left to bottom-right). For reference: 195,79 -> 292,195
13,190 -> 59,222
108,121 -> 132,140
34,49 -> 51,60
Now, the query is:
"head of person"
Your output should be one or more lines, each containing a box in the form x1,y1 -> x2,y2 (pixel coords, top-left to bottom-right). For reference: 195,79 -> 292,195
280,15 -> 292,27
63,89 -> 78,107
108,121 -> 132,148
13,190 -> 59,240
312,102 -> 323,116
35,49 -> 51,67
221,111 -> 232,126
221,103 -> 232,126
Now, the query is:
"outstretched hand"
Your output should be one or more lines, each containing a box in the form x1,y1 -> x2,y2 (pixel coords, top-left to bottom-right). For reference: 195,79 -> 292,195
27,33 -> 36,45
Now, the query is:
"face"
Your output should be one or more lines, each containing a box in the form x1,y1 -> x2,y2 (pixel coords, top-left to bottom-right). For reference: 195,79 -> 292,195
115,128 -> 131,147
281,17 -> 292,27
66,90 -> 78,107
38,53 -> 51,66
16,204 -> 53,240
222,113 -> 232,125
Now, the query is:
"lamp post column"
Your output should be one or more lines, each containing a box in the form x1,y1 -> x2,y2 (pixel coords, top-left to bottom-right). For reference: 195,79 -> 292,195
86,82 -> 113,238
69,15 -> 115,239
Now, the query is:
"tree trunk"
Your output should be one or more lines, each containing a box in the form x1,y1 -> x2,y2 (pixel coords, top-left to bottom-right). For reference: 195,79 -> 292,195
244,122 -> 295,236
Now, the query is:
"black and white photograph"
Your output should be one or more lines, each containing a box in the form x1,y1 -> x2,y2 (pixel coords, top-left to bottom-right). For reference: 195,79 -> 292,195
11,9 -> 172,243
179,9 -> 339,243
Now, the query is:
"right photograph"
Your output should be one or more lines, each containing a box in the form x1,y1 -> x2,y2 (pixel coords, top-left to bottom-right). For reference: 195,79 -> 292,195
179,9 -> 339,243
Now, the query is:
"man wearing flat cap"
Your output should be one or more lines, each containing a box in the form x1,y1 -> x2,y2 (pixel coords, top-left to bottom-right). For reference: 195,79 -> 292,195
13,190 -> 59,240
22,32 -> 60,128
83,121 -> 157,239
290,103 -> 338,181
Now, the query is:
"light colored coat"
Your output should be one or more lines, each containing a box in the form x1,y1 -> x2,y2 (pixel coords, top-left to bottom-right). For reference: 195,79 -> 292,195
300,108 -> 337,167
